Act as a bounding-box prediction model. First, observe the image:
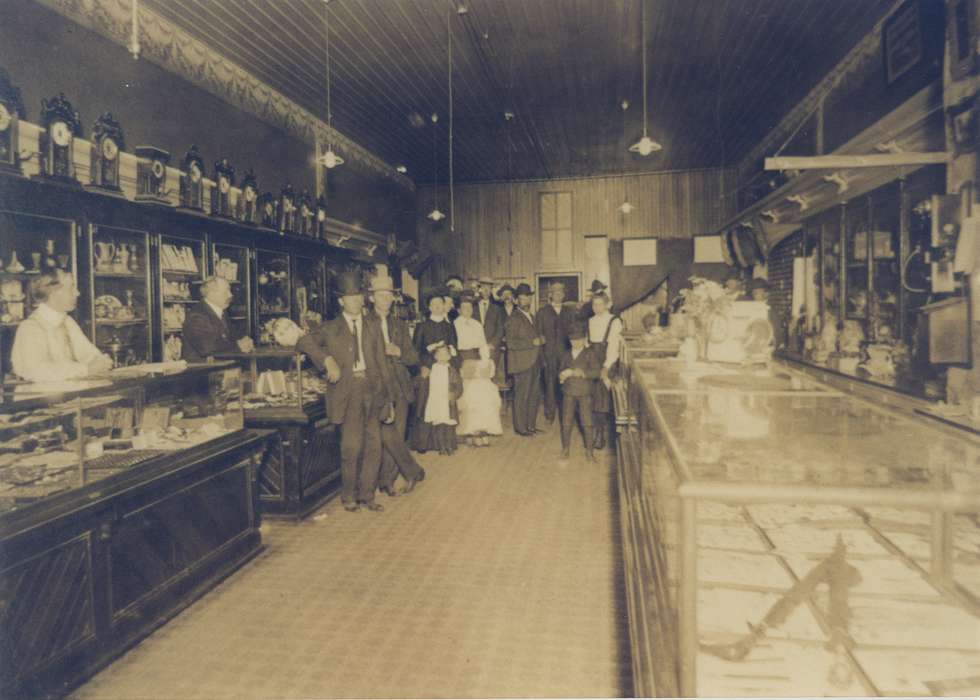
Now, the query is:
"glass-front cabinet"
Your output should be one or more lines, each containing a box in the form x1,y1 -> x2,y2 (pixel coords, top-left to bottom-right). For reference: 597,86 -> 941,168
157,233 -> 206,361
292,254 -> 327,330
212,242 -> 252,341
0,363 -> 244,516
0,211 -> 77,379
86,224 -> 152,367
255,249 -> 290,345
216,349 -> 326,414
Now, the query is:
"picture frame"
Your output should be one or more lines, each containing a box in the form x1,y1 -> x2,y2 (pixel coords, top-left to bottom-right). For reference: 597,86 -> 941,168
882,0 -> 924,85
534,271 -> 581,309
948,0 -> 978,80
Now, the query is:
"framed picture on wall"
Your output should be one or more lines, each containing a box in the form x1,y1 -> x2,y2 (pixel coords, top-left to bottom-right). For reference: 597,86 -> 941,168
883,0 -> 923,85
534,271 -> 581,309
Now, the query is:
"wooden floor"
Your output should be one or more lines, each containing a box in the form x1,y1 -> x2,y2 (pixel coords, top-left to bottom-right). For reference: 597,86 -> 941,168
72,413 -> 632,699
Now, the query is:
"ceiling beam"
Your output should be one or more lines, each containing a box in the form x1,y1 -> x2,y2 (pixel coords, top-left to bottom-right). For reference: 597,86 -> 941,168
765,152 -> 948,170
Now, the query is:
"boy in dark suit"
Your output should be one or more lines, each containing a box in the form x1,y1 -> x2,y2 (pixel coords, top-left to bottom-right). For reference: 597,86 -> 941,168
182,276 -> 254,361
297,272 -> 394,512
558,322 -> 600,462
504,282 -> 544,436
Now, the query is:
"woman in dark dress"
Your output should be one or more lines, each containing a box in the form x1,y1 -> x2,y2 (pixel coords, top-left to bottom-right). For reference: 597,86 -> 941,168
411,289 -> 459,452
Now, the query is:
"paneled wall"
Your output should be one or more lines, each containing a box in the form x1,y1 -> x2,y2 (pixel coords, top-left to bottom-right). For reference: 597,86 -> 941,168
416,168 -> 736,287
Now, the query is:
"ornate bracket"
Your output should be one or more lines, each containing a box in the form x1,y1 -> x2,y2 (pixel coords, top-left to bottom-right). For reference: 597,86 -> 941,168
786,194 -> 810,211
822,172 -> 851,194
761,209 -> 781,224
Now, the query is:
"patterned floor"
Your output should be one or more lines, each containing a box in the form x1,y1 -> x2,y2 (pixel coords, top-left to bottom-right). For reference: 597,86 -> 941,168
73,416 -> 632,699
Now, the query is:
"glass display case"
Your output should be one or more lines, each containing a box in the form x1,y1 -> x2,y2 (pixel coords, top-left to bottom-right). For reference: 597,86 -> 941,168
212,242 -> 252,341
0,363 -> 244,516
157,233 -> 206,361
292,255 -> 327,330
86,224 -> 152,367
0,211 -> 77,378
255,249 -> 290,345
844,198 -> 871,322
617,349 -> 980,697
215,349 -> 325,414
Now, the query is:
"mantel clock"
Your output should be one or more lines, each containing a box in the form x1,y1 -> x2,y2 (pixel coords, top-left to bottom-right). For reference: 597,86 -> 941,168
258,192 -> 278,229
211,158 -> 235,219
88,112 -> 125,195
240,169 -> 258,224
179,145 -> 205,211
278,184 -> 297,234
134,146 -> 171,204
298,190 -> 315,236
0,68 -> 26,176
35,92 -> 82,185
315,196 -> 328,240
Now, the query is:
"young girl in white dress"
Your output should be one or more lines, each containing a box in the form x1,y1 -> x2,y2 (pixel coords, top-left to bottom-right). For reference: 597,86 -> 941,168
457,344 -> 502,446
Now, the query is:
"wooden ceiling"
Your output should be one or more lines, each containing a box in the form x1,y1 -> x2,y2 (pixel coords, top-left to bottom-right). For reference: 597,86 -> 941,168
141,0 -> 896,184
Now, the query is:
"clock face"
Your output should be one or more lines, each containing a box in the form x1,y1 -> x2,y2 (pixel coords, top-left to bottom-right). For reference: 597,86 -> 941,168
151,160 -> 165,179
0,104 -> 10,132
244,186 -> 256,202
219,176 -> 230,194
189,162 -> 202,182
101,137 -> 118,161
50,121 -> 71,147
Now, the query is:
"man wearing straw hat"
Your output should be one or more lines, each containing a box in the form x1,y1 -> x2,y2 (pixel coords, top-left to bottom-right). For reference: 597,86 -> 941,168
298,271 -> 394,513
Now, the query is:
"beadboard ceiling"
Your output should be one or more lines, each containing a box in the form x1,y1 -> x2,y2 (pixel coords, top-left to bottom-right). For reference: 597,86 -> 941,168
141,0 -> 896,184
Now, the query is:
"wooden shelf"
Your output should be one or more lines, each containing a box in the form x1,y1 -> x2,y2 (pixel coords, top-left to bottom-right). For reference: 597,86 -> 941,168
161,269 -> 200,277
163,327 -> 183,333
94,271 -> 144,279
258,310 -> 289,316
162,298 -> 195,304
95,319 -> 147,326
0,269 -> 41,277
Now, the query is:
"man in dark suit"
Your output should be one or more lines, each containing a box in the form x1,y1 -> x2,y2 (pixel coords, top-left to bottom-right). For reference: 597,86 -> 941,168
182,276 -> 254,361
297,272 -> 394,513
535,281 -> 577,424
475,278 -> 506,385
369,274 -> 426,497
505,282 -> 544,436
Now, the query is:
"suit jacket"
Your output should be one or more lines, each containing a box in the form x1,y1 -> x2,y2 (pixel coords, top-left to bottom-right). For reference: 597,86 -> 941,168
297,314 -> 392,425
535,303 -> 577,362
504,308 -> 540,375
371,310 -> 418,404
182,302 -> 240,361
475,299 -> 506,348
559,346 -> 602,396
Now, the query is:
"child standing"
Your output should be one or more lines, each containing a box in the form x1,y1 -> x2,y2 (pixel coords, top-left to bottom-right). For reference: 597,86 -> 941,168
458,344 -> 503,446
559,323 -> 601,462
418,342 -> 463,455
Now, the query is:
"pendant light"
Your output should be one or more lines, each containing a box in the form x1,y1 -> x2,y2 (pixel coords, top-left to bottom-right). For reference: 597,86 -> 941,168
318,0 -> 344,169
129,0 -> 140,60
629,0 -> 662,157
427,113 -> 445,222
618,100 -> 635,214
447,0 -> 456,231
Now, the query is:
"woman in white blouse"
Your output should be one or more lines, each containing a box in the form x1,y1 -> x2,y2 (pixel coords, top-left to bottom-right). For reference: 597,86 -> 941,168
453,294 -> 487,362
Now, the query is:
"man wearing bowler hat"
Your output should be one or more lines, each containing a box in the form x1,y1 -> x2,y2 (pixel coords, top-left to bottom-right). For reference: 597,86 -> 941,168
368,273 -> 426,497
298,271 -> 394,512
505,282 -> 545,436
535,281 -> 577,424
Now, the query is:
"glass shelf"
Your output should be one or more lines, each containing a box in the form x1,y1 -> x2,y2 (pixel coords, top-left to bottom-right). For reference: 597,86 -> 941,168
212,243 -> 252,343
158,234 -> 206,363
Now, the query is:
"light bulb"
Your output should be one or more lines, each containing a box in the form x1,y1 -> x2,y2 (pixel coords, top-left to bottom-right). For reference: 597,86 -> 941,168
318,149 -> 344,169
427,208 -> 446,222
618,201 -> 635,214
629,135 -> 662,156
396,165 -> 408,174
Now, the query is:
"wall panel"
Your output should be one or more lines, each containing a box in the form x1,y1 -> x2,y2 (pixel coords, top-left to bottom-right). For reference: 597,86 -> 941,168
417,168 -> 736,289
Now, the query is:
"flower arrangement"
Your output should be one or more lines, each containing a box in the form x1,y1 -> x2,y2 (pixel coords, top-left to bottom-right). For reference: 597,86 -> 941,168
676,277 -> 741,359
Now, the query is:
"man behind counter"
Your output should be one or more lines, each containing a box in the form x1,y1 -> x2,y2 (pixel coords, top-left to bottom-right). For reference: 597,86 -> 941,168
11,269 -> 113,382
182,276 -> 255,361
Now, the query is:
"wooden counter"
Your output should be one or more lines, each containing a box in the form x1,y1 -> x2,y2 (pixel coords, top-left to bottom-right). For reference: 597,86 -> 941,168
615,348 -> 980,697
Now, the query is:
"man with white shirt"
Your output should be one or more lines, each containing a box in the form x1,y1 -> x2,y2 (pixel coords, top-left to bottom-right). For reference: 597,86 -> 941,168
182,276 -> 254,361
298,272 -> 394,512
11,269 -> 113,382
587,291 -> 623,450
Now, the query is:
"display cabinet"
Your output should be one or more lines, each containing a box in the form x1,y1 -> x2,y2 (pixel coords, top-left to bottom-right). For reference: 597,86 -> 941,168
157,233 -> 206,361
214,349 -> 339,520
212,241 -> 252,341
0,210 -> 77,378
255,249 -> 290,345
86,224 -> 153,367
616,346 -> 980,697
0,363 -> 267,698
292,254 -> 327,329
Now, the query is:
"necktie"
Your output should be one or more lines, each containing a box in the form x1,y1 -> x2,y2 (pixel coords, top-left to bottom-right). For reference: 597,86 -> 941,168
352,318 -> 362,366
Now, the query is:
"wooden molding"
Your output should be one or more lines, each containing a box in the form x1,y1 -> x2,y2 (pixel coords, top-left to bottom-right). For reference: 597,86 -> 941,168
766,152 -> 948,170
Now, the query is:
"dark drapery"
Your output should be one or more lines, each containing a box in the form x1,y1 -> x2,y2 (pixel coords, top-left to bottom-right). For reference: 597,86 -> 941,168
608,238 -> 730,312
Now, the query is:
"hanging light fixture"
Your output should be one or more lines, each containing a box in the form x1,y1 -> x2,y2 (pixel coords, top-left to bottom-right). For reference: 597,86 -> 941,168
318,1 -> 344,169
629,0 -> 662,157
129,0 -> 140,60
427,113 -> 445,222
447,0 -> 456,232
619,100 -> 635,215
